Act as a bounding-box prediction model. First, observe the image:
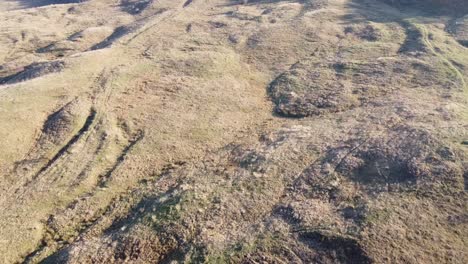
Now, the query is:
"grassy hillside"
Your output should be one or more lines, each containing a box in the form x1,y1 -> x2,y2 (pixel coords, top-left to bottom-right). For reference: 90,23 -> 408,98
0,0 -> 467,263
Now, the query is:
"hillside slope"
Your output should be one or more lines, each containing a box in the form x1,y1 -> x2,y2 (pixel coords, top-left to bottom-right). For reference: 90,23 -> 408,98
0,0 -> 467,263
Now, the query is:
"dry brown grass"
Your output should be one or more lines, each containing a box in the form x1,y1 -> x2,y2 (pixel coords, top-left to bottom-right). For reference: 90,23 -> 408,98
0,0 -> 467,263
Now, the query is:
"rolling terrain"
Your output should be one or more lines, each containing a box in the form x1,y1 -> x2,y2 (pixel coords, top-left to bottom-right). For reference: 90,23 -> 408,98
0,0 -> 467,263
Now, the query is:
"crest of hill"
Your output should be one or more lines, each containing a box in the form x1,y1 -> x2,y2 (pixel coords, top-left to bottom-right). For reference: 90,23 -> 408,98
383,0 -> 468,13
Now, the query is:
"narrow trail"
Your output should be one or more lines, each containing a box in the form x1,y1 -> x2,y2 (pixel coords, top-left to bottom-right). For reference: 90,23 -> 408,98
27,109 -> 97,184
0,65 -> 148,263
122,3 -> 185,46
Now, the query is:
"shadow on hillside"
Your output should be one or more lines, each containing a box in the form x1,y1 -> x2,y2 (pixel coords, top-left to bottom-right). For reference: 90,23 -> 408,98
225,0 -> 296,6
345,0 -> 467,21
10,0 -> 83,9
342,0 -> 468,48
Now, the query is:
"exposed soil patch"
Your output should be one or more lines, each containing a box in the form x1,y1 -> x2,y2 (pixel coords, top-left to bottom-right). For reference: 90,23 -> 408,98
398,22 -> 427,54
40,100 -> 87,145
299,231 -> 372,264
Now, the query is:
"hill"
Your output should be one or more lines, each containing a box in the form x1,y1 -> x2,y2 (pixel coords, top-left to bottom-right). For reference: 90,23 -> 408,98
0,0 -> 467,263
